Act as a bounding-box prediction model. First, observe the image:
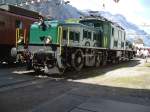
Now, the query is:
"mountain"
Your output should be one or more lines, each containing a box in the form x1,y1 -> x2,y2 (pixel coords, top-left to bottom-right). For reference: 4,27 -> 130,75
104,13 -> 150,46
5,0 -> 149,46
23,0 -> 81,19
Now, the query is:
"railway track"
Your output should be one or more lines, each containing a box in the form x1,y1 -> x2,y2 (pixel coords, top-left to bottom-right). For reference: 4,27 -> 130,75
0,66 -> 53,92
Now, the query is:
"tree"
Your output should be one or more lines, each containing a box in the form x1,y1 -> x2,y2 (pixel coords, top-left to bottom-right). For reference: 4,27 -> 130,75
133,37 -> 144,44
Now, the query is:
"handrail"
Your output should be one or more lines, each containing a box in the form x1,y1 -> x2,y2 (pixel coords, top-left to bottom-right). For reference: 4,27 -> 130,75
67,27 -> 70,46
16,28 -> 19,47
23,28 -> 27,44
57,26 -> 60,44
59,26 -> 63,55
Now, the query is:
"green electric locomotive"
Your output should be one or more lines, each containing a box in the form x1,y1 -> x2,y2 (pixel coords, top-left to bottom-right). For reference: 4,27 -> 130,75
27,17 -> 134,74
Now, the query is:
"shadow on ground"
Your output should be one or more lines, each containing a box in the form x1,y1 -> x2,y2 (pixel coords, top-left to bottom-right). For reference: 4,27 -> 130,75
2,59 -> 141,80
0,62 -> 25,69
0,77 -> 150,112
0,59 -> 150,112
45,59 -> 141,80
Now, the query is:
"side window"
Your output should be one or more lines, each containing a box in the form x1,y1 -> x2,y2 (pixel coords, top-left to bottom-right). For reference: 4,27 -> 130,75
121,42 -> 124,48
74,32 -> 80,41
112,28 -> 114,36
69,31 -> 80,41
93,33 -> 99,41
69,31 -> 74,40
93,33 -> 97,40
126,42 -> 128,46
88,31 -> 91,39
63,30 -> 67,40
114,40 -> 118,47
83,30 -> 87,38
16,20 -> 23,29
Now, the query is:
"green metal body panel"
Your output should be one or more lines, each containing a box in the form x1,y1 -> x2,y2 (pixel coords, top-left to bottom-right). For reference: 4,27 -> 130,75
29,20 -> 60,45
29,19 -> 121,50
65,18 -> 80,23
79,19 -> 111,48
102,22 -> 111,48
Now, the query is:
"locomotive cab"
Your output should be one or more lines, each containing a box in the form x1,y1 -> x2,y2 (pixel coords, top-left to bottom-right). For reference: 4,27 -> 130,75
27,20 -> 64,73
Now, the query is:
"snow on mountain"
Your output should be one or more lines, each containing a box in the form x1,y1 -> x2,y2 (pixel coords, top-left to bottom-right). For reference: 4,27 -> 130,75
23,0 -> 81,19
21,0 -> 150,46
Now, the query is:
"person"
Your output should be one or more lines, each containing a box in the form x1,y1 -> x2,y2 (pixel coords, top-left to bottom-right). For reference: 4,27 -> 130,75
140,48 -> 144,58
39,17 -> 47,31
136,49 -> 140,57
138,48 -> 142,58
143,49 -> 149,62
39,16 -> 44,25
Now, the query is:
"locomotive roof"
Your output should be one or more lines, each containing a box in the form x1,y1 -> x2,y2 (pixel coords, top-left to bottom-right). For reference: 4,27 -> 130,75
33,19 -> 98,30
80,16 -> 125,30
0,4 -> 39,19
61,22 -> 100,31
80,16 -> 107,22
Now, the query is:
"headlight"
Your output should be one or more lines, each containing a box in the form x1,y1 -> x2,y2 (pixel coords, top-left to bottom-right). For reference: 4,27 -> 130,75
44,36 -> 52,44
11,47 -> 17,57
17,36 -> 24,44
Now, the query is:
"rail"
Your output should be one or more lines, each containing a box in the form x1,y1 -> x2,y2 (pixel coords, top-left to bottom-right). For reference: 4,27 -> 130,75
59,26 -> 63,55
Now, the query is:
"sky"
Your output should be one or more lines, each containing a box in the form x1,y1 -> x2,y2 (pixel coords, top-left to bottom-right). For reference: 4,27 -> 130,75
67,0 -> 150,34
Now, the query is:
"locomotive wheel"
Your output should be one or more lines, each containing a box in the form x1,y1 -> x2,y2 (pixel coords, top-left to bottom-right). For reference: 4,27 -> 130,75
95,55 -> 101,67
71,49 -> 84,71
58,67 -> 65,75
34,67 -> 43,74
115,57 -> 120,64
26,59 -> 33,70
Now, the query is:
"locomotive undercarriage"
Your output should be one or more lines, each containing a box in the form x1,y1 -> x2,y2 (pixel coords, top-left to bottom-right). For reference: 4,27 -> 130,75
29,46 -> 105,74
28,45 -> 134,75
